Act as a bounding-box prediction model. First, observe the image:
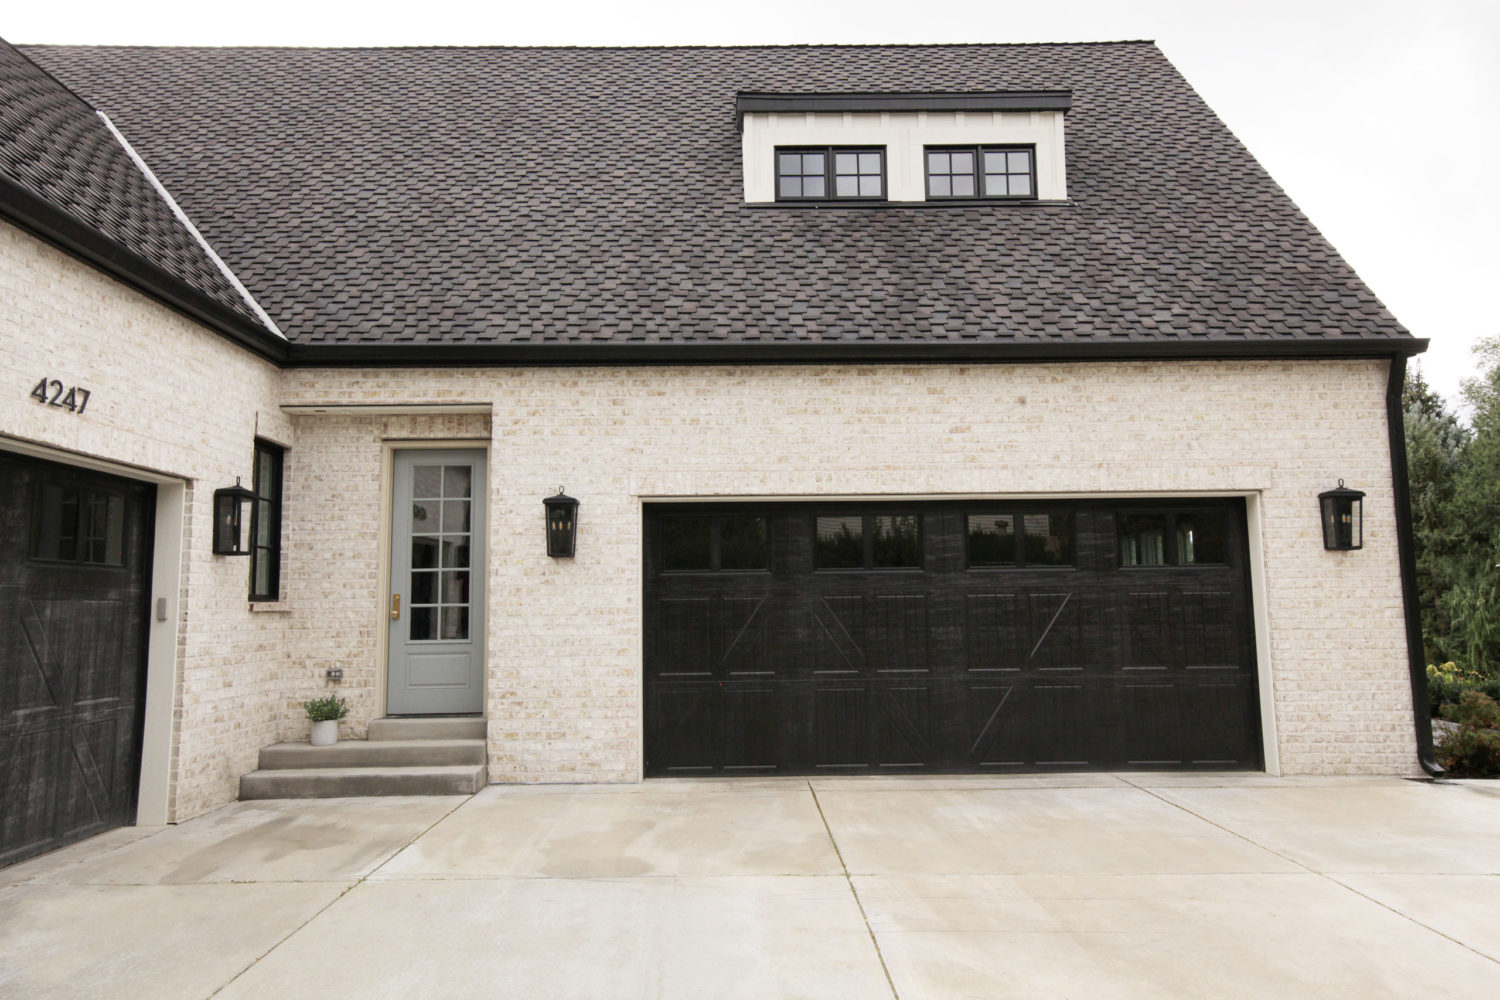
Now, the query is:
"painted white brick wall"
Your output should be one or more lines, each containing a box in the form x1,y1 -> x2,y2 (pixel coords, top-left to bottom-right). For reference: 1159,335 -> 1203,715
282,360 -> 1418,779
1,213 -> 1423,812
0,221 -> 292,821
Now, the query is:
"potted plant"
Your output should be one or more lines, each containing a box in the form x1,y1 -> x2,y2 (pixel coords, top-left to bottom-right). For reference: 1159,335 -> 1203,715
305,695 -> 349,746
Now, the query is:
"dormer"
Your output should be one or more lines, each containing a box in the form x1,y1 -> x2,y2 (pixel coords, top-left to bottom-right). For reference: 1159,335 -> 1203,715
737,91 -> 1072,205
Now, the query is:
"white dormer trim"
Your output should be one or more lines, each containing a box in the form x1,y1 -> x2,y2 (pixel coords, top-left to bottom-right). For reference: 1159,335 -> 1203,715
98,111 -> 287,340
742,110 -> 1068,204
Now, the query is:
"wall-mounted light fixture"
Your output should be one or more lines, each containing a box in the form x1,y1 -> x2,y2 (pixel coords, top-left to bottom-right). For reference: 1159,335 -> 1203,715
212,477 -> 256,555
1319,480 -> 1364,551
544,488 -> 580,558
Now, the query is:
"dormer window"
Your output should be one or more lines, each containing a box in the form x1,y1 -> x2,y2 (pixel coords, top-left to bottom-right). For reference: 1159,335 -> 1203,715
926,145 -> 1035,200
776,147 -> 886,201
739,91 -> 1070,205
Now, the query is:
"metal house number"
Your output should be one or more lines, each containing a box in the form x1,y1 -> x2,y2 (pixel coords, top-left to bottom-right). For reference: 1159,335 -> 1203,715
29,378 -> 91,414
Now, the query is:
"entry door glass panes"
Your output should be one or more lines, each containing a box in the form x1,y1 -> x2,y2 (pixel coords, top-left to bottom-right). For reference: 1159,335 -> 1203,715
410,464 -> 471,641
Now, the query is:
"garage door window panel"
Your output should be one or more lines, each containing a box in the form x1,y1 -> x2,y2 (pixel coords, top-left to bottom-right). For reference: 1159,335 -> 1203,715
817,513 -> 921,570
30,484 -> 127,566
661,515 -> 768,573
1120,510 -> 1229,567
966,511 -> 1074,569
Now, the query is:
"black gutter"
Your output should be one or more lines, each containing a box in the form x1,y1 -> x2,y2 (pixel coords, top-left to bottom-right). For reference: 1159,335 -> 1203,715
0,175 -> 289,365
1387,355 -> 1445,777
288,337 -> 1428,368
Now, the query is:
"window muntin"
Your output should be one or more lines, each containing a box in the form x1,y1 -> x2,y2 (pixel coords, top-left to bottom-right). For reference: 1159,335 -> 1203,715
816,513 -> 920,569
966,511 -> 1073,568
926,149 -> 978,198
249,440 -> 284,601
408,462 -> 471,640
777,147 -> 885,201
777,151 -> 826,199
30,484 -> 126,566
661,515 -> 768,572
926,145 -> 1035,200
1119,510 -> 1228,567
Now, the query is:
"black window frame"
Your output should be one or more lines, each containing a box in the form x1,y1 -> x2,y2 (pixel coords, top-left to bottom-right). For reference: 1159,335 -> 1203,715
924,144 -> 1037,201
775,146 -> 888,202
1116,508 -> 1229,569
963,509 -> 1077,570
248,439 -> 284,601
812,511 -> 923,571
659,514 -> 771,574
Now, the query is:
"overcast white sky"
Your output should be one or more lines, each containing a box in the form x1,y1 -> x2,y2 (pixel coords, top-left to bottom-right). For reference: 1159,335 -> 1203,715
6,0 -> 1497,407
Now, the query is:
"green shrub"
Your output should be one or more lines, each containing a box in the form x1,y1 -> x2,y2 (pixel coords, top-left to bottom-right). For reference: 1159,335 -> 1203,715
1427,662 -> 1500,716
304,695 -> 349,722
1435,691 -> 1500,776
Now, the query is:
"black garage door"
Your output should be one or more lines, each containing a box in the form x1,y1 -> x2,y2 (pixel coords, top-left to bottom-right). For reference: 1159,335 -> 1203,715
644,499 -> 1260,776
1,452 -> 154,867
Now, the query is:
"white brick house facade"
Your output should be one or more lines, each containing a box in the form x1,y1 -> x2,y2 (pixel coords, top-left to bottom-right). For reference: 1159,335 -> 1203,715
0,40 -> 1433,856
2,217 -> 1422,825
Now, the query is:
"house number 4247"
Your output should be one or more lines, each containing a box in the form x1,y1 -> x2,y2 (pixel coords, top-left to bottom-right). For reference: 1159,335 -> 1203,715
30,378 -> 91,414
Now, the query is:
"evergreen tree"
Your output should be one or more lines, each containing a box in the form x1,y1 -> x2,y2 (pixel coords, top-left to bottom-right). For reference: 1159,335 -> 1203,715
1408,341 -> 1500,677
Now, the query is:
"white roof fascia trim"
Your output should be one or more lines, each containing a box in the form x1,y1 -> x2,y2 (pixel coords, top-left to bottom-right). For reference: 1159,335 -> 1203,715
97,111 -> 287,341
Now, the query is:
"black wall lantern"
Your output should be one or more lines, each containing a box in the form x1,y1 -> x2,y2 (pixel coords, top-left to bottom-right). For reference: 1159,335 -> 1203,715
1319,480 -> 1365,551
544,488 -> 580,558
212,477 -> 256,556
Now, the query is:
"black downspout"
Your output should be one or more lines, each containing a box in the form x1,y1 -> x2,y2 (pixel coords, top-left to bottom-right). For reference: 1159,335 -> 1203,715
1387,355 -> 1445,776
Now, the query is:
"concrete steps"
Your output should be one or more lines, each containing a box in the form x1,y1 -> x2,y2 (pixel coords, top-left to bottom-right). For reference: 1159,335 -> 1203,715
239,717 -> 487,800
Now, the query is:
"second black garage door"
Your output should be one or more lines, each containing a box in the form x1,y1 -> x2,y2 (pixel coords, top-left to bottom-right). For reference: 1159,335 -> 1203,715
644,499 -> 1260,776
1,451 -> 154,867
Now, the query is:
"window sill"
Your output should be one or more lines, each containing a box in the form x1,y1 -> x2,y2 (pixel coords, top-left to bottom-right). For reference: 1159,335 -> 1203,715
744,198 -> 1073,210
248,600 -> 292,613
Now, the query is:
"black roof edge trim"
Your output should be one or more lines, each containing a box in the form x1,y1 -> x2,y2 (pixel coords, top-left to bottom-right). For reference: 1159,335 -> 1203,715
736,90 -> 1073,117
1386,355 -> 1444,777
0,175 -> 288,365
286,337 -> 1427,368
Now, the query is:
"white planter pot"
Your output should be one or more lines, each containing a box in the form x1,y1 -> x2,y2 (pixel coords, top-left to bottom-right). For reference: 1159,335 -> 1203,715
310,719 -> 340,746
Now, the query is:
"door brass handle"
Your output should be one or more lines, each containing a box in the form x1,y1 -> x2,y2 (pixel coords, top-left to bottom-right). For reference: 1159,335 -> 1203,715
390,594 -> 401,620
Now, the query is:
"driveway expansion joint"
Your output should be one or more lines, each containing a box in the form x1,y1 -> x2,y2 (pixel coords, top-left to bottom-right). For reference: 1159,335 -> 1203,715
204,791 -> 475,998
808,779 -> 902,1000
1118,775 -> 1500,968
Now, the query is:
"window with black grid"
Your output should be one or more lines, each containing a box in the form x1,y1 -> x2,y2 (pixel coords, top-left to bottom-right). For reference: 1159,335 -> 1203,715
926,145 -> 1036,200
776,147 -> 884,201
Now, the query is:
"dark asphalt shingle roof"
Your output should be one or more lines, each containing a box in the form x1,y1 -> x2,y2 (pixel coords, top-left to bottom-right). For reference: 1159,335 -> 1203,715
0,38 -> 268,331
17,42 -> 1412,350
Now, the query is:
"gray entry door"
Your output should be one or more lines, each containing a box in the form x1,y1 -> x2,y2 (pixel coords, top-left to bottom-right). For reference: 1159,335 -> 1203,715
387,450 -> 486,715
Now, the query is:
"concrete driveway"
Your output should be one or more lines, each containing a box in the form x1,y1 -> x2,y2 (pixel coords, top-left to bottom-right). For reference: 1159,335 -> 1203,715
2,774 -> 1498,999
